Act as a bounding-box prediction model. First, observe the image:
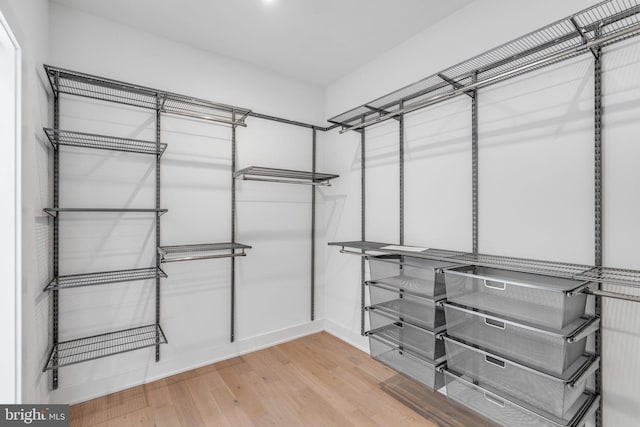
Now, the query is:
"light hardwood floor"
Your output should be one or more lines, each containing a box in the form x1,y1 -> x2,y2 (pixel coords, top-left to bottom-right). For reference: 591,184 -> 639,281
70,332 -> 494,427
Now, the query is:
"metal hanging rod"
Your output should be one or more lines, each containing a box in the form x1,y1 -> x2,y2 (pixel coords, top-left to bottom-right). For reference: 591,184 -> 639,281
238,176 -> 332,186
586,288 -> 640,303
158,242 -> 251,263
249,111 -> 330,131
331,0 -> 640,133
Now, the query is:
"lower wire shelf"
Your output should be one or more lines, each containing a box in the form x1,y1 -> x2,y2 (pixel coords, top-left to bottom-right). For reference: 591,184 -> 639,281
159,242 -> 251,263
44,324 -> 167,371
44,267 -> 167,291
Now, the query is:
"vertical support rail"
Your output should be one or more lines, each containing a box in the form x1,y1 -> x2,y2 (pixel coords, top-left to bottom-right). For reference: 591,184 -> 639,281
399,101 -> 405,246
593,34 -> 603,427
471,72 -> 479,255
311,129 -> 316,321
52,72 -> 60,389
155,96 -> 162,362
360,119 -> 366,336
231,111 -> 237,342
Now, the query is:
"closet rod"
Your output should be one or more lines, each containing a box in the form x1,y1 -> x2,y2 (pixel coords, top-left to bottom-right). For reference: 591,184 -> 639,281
249,111 -> 331,131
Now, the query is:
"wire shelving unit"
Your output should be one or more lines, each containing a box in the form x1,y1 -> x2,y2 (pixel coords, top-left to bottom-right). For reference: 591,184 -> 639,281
44,267 -> 167,292
234,166 -> 339,186
329,0 -> 640,133
44,324 -> 168,370
43,208 -> 168,217
44,128 -> 167,155
44,65 -> 252,127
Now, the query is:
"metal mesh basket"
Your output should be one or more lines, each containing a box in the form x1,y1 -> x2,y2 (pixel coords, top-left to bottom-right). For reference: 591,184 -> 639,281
444,336 -> 599,417
444,266 -> 588,329
444,303 -> 598,375
368,307 -> 445,360
368,282 -> 446,330
369,334 -> 444,390
444,370 -> 599,427
368,255 -> 457,299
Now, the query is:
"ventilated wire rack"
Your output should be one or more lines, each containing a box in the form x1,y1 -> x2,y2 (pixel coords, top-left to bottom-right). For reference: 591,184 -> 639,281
159,242 -> 252,263
449,253 -> 592,279
330,241 -> 640,287
44,128 -> 167,155
234,166 -> 340,185
44,267 -> 167,292
44,324 -> 167,370
43,208 -> 168,217
575,266 -> 640,287
330,0 -> 640,130
44,65 -> 251,127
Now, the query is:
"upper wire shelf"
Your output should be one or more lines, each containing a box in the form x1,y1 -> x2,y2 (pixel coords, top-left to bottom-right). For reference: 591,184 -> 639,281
44,65 -> 252,127
158,242 -> 251,263
44,128 -> 167,156
44,323 -> 167,370
44,208 -> 168,217
330,0 -> 640,132
234,166 -> 340,186
44,267 -> 167,292
329,241 -> 640,288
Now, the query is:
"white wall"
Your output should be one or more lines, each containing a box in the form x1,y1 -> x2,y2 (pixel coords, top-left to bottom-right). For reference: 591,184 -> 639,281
47,3 -> 325,404
0,0 -> 50,405
321,1 -> 640,426
0,8 -> 19,405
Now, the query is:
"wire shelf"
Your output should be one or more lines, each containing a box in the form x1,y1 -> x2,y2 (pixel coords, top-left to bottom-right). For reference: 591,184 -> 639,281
575,266 -> 640,288
44,208 -> 168,217
234,166 -> 339,185
330,0 -> 640,130
44,324 -> 167,371
44,267 -> 167,292
44,128 -> 167,156
450,253 -> 591,279
44,65 -> 251,126
159,242 -> 252,263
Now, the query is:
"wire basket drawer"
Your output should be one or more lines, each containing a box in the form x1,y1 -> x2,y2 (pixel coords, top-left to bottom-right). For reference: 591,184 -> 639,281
368,255 -> 458,299
444,302 -> 599,375
444,369 -> 599,427
444,336 -> 599,417
368,306 -> 445,360
369,334 -> 445,390
444,266 -> 588,329
368,282 -> 445,330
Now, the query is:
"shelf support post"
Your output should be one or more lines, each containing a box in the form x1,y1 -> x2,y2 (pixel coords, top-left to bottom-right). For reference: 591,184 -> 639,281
311,128 -> 316,321
155,95 -> 162,362
472,71 -> 479,255
231,111 -> 237,342
399,101 -> 405,246
593,27 -> 603,427
360,117 -> 366,336
52,71 -> 60,390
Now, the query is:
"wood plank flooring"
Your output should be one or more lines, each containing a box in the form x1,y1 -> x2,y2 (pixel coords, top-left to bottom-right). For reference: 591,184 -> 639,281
70,332 -> 494,427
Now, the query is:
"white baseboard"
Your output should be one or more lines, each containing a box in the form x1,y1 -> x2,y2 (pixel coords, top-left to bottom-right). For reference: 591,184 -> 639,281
323,318 -> 369,353
50,320 -> 324,405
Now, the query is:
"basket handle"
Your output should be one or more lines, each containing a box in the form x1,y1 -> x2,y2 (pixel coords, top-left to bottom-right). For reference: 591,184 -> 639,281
485,354 -> 506,368
484,317 -> 506,330
484,279 -> 506,290
484,393 -> 506,408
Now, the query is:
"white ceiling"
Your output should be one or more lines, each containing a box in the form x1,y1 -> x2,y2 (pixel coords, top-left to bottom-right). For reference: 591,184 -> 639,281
52,0 -> 474,86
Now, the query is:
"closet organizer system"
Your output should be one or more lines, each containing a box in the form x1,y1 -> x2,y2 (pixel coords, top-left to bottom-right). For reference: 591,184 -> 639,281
329,1 -> 640,427
42,66 -> 339,389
